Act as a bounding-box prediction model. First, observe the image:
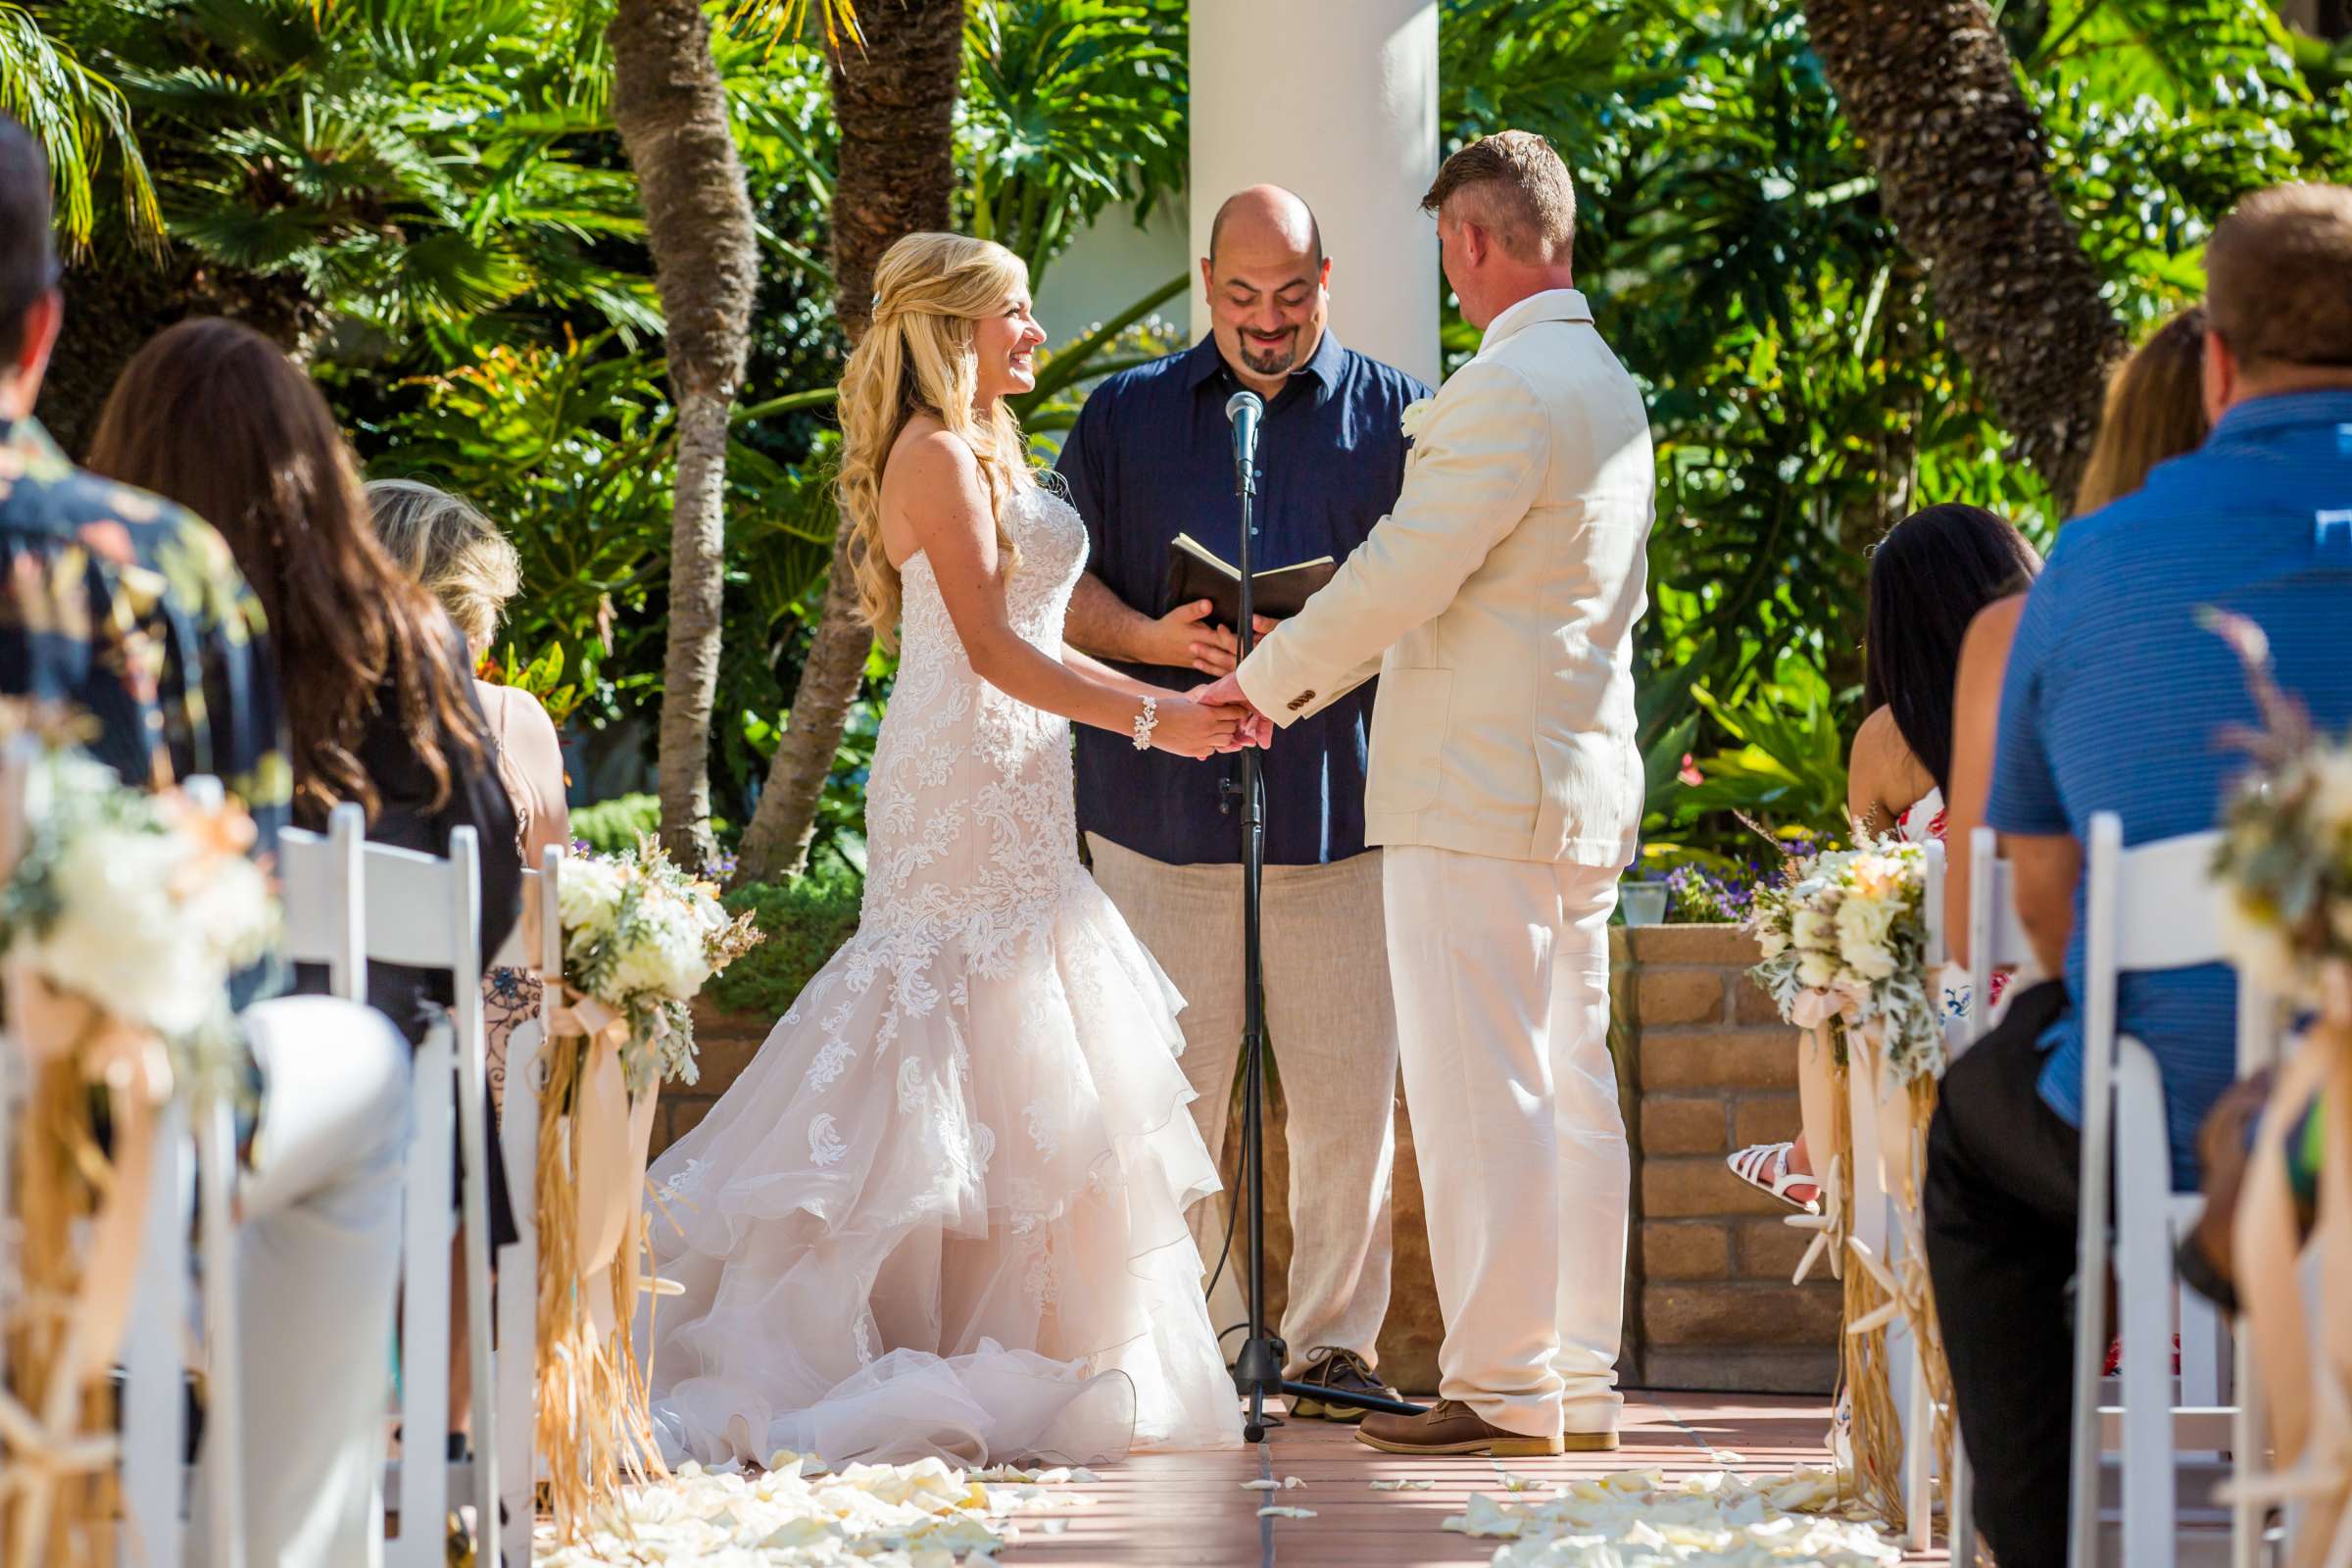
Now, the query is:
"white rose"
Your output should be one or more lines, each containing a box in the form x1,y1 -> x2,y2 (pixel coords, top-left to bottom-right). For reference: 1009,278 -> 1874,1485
1835,892 -> 1898,970
2305,745 -> 2352,824
558,858 -> 627,938
1791,909 -> 1833,951
1755,927 -> 1788,959
1796,952 -> 1837,989
38,827 -> 220,1036
1841,940 -> 1898,982
1398,398 -> 1435,441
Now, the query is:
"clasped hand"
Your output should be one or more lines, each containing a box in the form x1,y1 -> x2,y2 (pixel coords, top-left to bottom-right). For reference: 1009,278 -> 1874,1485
1191,672 -> 1273,751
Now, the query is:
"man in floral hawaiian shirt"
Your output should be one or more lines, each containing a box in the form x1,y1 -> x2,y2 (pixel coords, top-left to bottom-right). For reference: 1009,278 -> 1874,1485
0,116 -> 412,1567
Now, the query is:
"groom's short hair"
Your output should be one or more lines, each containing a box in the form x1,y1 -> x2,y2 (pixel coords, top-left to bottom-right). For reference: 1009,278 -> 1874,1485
1420,131 -> 1576,267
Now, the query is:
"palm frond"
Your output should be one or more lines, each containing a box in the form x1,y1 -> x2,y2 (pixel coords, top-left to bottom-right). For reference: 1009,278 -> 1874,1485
0,5 -> 162,249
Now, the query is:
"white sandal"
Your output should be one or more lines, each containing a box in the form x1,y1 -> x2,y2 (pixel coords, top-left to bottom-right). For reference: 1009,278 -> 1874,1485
1726,1142 -> 1821,1213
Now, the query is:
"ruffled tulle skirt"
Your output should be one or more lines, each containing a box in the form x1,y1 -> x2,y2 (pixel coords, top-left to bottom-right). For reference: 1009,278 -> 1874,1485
636,874 -> 1242,1468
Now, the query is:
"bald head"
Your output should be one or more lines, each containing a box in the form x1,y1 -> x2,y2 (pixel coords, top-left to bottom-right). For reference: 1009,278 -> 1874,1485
1200,184 -> 1333,402
1209,185 -> 1323,268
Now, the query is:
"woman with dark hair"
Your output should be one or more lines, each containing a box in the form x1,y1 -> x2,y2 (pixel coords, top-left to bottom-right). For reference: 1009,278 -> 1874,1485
84,317 -> 523,1449
1728,505 -> 2041,1211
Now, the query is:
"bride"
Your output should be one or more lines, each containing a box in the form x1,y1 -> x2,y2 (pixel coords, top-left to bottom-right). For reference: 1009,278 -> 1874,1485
639,232 -> 1248,1468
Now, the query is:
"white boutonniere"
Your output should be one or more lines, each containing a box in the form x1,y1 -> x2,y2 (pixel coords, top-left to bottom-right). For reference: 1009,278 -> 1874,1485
1398,397 -> 1434,443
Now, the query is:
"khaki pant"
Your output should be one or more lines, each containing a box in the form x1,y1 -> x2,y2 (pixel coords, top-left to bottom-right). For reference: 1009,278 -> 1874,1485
1383,845 -> 1627,1440
1086,833 -> 1396,1375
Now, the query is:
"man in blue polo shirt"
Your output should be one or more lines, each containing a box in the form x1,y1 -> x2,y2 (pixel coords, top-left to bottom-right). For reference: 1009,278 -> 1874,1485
1926,182 -> 2352,1566
1055,185 -> 1430,1417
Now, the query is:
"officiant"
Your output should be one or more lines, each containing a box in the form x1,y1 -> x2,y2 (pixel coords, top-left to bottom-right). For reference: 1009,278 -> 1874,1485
1054,184 -> 1430,1418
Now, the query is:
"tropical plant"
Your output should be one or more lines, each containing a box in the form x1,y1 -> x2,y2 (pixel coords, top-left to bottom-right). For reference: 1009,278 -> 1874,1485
959,0 -> 1184,289
0,4 -> 159,249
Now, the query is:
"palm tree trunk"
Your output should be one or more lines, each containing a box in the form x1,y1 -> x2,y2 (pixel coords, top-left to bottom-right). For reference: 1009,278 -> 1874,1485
609,0 -> 760,870
734,0 -> 965,886
1803,0 -> 2127,511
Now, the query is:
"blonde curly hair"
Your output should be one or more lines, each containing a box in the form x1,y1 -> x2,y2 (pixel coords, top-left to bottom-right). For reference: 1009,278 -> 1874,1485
364,477 -> 523,656
838,232 -> 1033,646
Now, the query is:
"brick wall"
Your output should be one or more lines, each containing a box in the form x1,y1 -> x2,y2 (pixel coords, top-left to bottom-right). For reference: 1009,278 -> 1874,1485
1620,924 -> 1839,1395
650,924 -> 1837,1397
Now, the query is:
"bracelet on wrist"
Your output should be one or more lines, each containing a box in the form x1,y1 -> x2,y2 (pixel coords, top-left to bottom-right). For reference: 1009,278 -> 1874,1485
1130,694 -> 1159,752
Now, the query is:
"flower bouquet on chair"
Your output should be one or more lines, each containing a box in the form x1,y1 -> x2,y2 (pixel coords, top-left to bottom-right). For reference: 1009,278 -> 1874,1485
2204,609 -> 2352,1566
532,838 -> 760,1539
0,723 -> 275,1566
1743,829 -> 1948,1532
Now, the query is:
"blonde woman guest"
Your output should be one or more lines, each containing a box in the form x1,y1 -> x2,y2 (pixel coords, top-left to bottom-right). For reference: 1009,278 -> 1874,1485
368,477 -> 571,1114
637,232 -> 1246,1471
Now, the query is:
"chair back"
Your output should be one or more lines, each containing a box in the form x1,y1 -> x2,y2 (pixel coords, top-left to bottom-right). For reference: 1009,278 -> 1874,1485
276,802 -> 368,1000
1964,827 -> 2037,1029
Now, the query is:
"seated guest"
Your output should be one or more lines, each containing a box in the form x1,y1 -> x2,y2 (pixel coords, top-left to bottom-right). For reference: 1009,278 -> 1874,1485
0,117 -> 412,1567
85,319 -> 524,1465
1727,505 -> 2039,1211
1926,182 -> 2352,1567
1944,308 -> 2211,959
367,476 -> 570,1112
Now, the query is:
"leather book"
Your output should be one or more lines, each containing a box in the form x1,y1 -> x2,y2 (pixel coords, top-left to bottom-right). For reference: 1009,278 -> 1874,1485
1163,533 -> 1337,627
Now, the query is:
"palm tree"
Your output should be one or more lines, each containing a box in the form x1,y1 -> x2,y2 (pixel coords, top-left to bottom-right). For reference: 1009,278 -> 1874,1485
734,0 -> 966,885
609,0 -> 762,868
1801,0 -> 2127,511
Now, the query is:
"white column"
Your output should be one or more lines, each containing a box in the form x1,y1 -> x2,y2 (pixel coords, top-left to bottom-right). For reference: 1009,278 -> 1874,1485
1188,0 -> 1441,387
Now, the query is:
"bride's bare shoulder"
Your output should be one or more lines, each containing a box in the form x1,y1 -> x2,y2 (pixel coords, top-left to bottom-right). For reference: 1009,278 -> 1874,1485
884,416 -> 978,489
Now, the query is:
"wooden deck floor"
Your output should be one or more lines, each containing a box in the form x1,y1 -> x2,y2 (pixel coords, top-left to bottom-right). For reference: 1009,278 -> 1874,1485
994,1390 -> 1946,1566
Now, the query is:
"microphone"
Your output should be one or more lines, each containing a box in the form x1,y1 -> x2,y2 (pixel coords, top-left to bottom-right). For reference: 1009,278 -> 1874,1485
1224,389 -> 1263,499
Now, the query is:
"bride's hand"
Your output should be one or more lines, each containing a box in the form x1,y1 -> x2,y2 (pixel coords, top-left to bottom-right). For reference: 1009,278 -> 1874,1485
1147,695 -> 1242,760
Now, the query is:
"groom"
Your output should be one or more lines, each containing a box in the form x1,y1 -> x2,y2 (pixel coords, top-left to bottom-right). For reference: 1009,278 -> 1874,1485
1202,130 -> 1654,1456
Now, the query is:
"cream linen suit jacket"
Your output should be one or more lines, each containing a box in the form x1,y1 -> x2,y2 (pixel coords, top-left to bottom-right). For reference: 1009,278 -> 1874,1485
1234,289 -> 1654,866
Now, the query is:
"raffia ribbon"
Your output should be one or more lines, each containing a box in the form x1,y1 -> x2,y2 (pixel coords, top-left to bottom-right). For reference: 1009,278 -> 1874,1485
534,985 -> 666,1542
1,969 -> 172,1565
2228,1010 -> 2352,1566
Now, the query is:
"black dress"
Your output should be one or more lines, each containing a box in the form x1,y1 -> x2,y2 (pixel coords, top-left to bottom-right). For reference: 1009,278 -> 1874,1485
292,622 -> 524,1244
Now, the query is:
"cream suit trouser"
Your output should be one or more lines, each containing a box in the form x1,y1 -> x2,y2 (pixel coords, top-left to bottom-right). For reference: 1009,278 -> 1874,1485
1383,845 -> 1628,1439
1085,833 -> 1396,1375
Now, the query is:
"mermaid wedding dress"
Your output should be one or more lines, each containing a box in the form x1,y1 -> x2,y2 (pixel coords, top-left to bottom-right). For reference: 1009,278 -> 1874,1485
638,481 -> 1243,1468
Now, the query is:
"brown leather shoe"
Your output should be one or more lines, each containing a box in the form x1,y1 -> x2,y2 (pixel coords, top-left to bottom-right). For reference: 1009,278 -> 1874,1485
1355,1399 -> 1566,1457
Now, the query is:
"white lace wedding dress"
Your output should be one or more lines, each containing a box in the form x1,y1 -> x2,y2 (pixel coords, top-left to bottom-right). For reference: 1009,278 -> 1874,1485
638,482 -> 1243,1469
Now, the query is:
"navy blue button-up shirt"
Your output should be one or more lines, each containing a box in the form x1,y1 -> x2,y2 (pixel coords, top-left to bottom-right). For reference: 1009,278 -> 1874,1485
1055,330 -> 1431,866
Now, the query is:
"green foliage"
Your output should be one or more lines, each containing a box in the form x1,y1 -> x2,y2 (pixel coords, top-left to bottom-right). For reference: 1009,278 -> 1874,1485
961,0 -> 1187,286
705,866 -> 863,1019
0,4 -> 160,247
571,791 -> 661,854
61,0 -> 659,344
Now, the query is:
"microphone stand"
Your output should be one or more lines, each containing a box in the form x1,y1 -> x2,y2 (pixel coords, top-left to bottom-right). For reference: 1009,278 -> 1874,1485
1220,394 -> 1424,1444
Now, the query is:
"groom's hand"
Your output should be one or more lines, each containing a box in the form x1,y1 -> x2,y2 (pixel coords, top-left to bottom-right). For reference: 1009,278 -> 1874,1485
1192,674 -> 1272,750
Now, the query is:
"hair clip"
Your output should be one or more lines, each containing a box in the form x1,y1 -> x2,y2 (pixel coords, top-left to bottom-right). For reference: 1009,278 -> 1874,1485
870,291 -> 883,309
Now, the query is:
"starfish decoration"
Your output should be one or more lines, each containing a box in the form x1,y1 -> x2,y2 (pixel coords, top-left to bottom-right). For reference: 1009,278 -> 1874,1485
1788,1151 -> 1846,1285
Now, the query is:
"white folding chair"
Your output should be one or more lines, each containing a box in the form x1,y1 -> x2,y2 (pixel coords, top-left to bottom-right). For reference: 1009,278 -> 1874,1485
490,846 -> 562,1568
2068,813 -> 2278,1568
120,773 -> 249,1568
275,808 -> 503,1564
358,828 -> 503,1567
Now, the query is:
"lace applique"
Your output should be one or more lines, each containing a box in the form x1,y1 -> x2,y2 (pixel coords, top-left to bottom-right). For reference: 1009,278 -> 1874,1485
808,1113 -> 848,1167
805,1037 -> 855,1094
658,1157 -> 708,1203
895,1056 -> 925,1113
852,1310 -> 876,1366
1024,1102 -> 1058,1160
